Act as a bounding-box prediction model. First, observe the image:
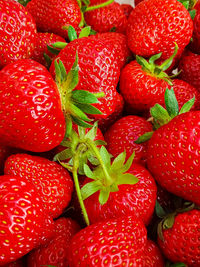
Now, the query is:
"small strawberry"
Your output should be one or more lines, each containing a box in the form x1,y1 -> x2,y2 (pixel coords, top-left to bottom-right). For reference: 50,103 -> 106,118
189,0 -> 200,54
140,240 -> 164,267
158,209 -> 200,266
27,217 -> 80,267
104,115 -> 153,164
31,32 -> 67,68
67,216 -> 147,266
127,0 -> 193,61
0,175 -> 55,265
0,0 -> 37,69
4,154 -> 73,219
26,0 -> 82,39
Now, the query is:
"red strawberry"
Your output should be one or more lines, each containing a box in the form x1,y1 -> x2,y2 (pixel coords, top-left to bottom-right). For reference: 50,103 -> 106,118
127,0 -> 193,61
104,115 -> 153,164
4,154 -> 73,219
50,37 -> 120,119
2,258 -> 24,267
0,59 -> 66,152
31,32 -> 67,68
189,1 -> 200,54
83,163 -> 157,225
27,217 -> 80,267
0,0 -> 37,69
0,175 -> 55,265
121,4 -> 134,18
147,111 -> 200,205
135,0 -> 144,6
84,1 -> 128,34
140,240 -> 164,267
67,216 -> 147,266
158,209 -> 200,266
0,146 -> 11,174
120,59 -> 199,113
26,0 -> 82,39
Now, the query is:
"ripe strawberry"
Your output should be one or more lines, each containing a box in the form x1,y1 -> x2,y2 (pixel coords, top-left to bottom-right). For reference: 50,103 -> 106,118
121,4 -> 133,18
0,175 -> 55,265
147,111 -> 200,205
189,1 -> 200,54
4,154 -> 73,219
31,32 -> 67,68
84,1 -> 128,34
0,146 -> 11,174
158,209 -> 200,266
83,163 -> 157,225
104,115 -> 153,164
140,240 -> 164,266
127,0 -> 193,61
26,0 -> 82,39
50,37 -> 120,118
120,59 -> 199,113
0,59 -> 66,152
178,51 -> 200,92
27,217 -> 80,267
67,216 -> 147,266
0,0 -> 37,69
2,258 -> 24,267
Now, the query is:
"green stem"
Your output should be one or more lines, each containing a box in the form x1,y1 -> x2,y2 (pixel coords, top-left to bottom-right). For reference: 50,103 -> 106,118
85,0 -> 114,11
86,139 -> 113,185
72,144 -> 90,226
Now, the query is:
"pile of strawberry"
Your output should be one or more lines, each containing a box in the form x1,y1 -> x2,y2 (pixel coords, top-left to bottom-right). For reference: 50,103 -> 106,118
1,0 -> 200,266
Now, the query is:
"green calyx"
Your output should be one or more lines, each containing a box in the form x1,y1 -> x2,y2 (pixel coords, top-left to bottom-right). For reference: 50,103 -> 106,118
136,43 -> 179,85
166,262 -> 187,267
54,55 -> 104,137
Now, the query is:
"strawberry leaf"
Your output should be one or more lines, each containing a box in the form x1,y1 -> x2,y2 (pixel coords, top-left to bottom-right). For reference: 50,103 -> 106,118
53,148 -> 72,161
189,9 -> 196,20
84,164 -> 95,179
85,122 -> 98,140
68,25 -> 77,41
70,103 -> 92,122
52,42 -> 67,49
75,103 -> 102,115
99,188 -> 110,205
111,151 -> 126,170
179,96 -> 195,114
79,26 -> 91,38
117,173 -> 138,185
81,181 -> 101,200
94,140 -> 107,146
71,116 -> 93,128
155,201 -> 166,218
150,104 -> 171,126
47,45 -> 60,55
135,131 -> 154,144
72,90 -> 99,104
65,115 -> 73,137
43,53 -> 52,69
165,88 -> 179,118
100,146 -> 111,168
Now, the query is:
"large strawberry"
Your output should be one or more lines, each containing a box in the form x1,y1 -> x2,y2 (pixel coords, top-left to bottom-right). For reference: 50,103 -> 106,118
0,175 -> 55,265
127,0 -> 193,61
4,154 -> 73,218
26,0 -> 82,39
50,36 -> 120,119
158,209 -> 200,266
67,216 -> 147,266
0,59 -> 66,152
27,217 -> 80,267
0,0 -> 37,69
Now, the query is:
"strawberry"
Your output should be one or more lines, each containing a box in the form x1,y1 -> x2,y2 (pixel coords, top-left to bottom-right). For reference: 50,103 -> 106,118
84,1 -> 128,34
127,0 -> 193,61
158,209 -> 200,266
121,4 -> 133,19
189,1 -> 200,54
140,240 -> 164,267
0,0 -> 37,69
0,146 -> 11,174
147,110 -> 200,205
2,258 -> 24,267
31,32 -> 67,68
4,154 -> 73,219
0,59 -> 66,152
27,217 -> 80,267
104,115 -> 153,164
26,0 -> 82,39
82,162 -> 157,225
50,36 -> 120,119
67,216 -> 147,266
0,175 -> 55,265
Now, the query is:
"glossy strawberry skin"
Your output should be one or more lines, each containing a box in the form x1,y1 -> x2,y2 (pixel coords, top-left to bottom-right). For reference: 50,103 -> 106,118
0,59 -> 66,152
104,115 -> 153,164
27,217 -> 80,267
31,32 -> 67,68
4,154 -> 73,219
50,37 -> 120,119
83,163 -> 157,225
0,0 -> 37,69
147,111 -> 200,205
0,175 -> 55,265
68,216 -> 147,267
26,0 -> 81,39
121,4 -> 133,18
140,240 -> 164,267
127,0 -> 193,61
189,2 -> 200,54
120,60 -> 199,113
158,209 -> 200,266
84,2 -> 128,34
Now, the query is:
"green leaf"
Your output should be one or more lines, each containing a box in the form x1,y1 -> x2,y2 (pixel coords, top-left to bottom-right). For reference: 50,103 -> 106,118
72,90 -> 99,104
63,52 -> 79,92
116,173 -> 138,185
77,125 -> 86,138
155,201 -> 166,218
136,55 -> 151,70
83,164 -> 95,179
189,9 -> 196,20
58,60 -> 67,82
163,214 -> 175,229
70,103 -> 92,122
165,88 -> 179,118
75,103 -> 102,115
135,131 -> 154,144
111,151 -> 126,171
181,0 -> 189,9
68,25 -> 77,41
52,42 -> 67,49
88,155 -> 99,166
90,29 -> 97,35
60,140 -> 71,147
179,97 -> 195,114
157,220 -> 164,241
65,115 -> 72,138
94,140 -> 107,146
170,263 -> 187,267
149,52 -> 162,65
47,45 -> 60,55
150,104 -> 171,126
100,146 -> 111,168
43,53 -> 52,69
54,60 -> 62,83
85,122 -> 98,140
81,181 -> 101,200
110,183 -> 119,192
99,188 -> 110,205
79,26 -> 91,38
53,148 -> 72,162
121,152 -> 135,173
82,0 -> 90,6
72,116 -> 93,128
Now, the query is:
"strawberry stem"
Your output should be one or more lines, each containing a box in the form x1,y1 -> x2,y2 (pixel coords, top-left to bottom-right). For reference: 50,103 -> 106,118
85,0 -> 114,11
